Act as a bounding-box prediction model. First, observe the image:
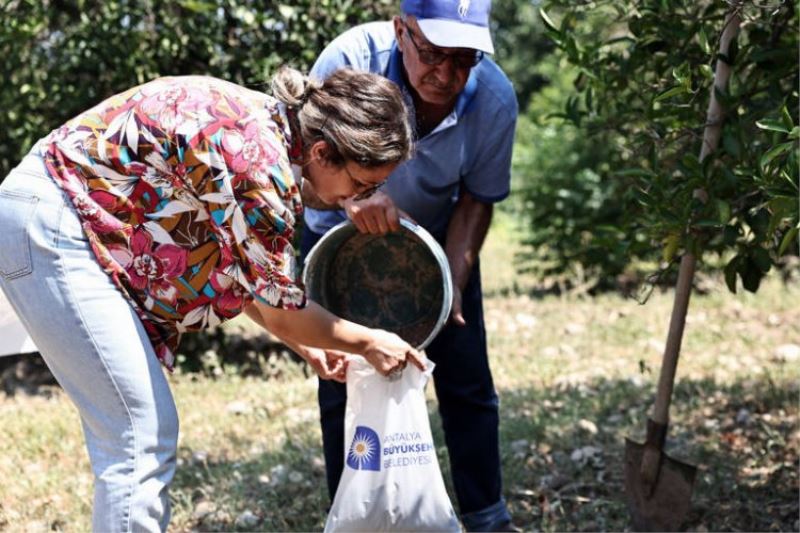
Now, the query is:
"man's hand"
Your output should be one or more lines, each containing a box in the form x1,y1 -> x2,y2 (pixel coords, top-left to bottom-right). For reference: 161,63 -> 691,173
303,347 -> 349,382
341,190 -> 404,234
449,288 -> 466,326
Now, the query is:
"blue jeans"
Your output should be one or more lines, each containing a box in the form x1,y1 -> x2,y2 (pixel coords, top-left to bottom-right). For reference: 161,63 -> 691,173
301,227 -> 511,531
0,153 -> 178,532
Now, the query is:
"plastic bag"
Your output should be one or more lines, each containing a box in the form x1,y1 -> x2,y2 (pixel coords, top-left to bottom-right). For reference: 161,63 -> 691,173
324,356 -> 461,532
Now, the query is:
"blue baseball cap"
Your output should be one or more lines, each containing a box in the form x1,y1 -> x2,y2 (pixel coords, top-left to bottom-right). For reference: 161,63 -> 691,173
401,0 -> 495,54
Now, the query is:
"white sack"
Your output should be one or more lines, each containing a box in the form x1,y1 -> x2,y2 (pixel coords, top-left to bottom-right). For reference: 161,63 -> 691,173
324,356 -> 460,532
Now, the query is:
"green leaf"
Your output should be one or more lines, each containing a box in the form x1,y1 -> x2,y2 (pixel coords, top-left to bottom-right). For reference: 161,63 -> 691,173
662,233 -> 680,262
715,199 -> 731,224
781,105 -> 794,130
686,235 -> 703,257
578,67 -> 599,81
747,208 -> 771,238
697,28 -> 711,54
781,170 -> 798,191
634,187 -> 654,207
768,196 -> 797,218
559,11 -> 576,33
750,47 -> 792,63
751,247 -> 772,273
681,153 -> 702,176
539,8 -> 559,34
778,227 -> 799,256
722,130 -> 741,158
755,119 -> 790,134
616,168 -> 657,178
760,142 -> 794,171
672,63 -> 690,85
723,225 -> 740,246
654,85 -> 687,103
789,127 -> 800,140
781,169 -> 798,191
179,0 -> 216,13
740,258 -> 762,293
724,257 -> 738,293
695,219 -> 723,228
565,35 -> 580,61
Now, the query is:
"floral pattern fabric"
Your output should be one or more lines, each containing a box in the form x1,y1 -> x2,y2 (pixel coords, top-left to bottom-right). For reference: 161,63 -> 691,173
40,76 -> 306,370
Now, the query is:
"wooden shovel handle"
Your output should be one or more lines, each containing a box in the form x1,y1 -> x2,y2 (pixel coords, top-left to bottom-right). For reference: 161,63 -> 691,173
641,254 -> 695,491
639,7 -> 741,498
652,253 -> 696,425
650,8 -> 741,426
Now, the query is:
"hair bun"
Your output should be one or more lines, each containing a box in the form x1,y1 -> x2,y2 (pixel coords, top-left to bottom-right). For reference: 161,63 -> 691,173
271,66 -> 309,108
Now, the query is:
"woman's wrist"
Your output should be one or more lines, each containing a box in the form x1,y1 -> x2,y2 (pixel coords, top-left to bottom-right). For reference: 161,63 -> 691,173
284,338 -> 310,361
333,320 -> 373,356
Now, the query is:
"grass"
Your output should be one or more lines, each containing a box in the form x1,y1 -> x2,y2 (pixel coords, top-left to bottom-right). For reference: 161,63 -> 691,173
1,211 -> 798,531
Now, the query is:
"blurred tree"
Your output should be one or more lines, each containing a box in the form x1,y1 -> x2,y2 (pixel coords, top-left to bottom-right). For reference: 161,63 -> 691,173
497,2 -> 639,289
492,0 -> 554,111
0,0 -> 394,178
523,0 -> 798,292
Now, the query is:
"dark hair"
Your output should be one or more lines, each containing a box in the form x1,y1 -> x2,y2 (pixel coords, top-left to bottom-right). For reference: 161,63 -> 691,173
271,66 -> 413,167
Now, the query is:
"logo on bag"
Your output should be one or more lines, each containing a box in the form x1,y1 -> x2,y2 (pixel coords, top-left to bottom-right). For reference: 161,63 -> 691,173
381,431 -> 435,469
346,426 -> 381,471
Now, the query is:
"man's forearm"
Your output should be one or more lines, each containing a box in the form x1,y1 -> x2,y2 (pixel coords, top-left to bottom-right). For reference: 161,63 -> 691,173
445,191 -> 493,292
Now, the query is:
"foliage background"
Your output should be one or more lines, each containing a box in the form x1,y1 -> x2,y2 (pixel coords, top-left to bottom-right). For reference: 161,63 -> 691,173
2,0 -> 796,296
0,0 -> 395,179
509,0 -> 799,293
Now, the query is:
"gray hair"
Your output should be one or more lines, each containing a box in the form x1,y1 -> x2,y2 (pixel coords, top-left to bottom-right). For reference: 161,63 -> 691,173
271,66 -> 413,168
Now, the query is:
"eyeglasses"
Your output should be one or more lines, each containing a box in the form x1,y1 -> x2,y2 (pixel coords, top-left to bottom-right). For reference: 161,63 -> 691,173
344,163 -> 387,201
401,20 -> 484,69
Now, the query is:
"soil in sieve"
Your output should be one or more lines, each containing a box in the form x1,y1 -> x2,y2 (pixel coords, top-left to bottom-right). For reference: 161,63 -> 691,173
326,232 -> 444,348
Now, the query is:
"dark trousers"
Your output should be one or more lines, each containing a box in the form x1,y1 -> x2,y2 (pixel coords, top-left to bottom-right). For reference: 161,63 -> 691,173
301,227 -> 504,519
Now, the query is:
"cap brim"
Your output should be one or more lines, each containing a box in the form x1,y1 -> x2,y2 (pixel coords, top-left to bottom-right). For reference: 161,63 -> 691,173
416,18 -> 495,55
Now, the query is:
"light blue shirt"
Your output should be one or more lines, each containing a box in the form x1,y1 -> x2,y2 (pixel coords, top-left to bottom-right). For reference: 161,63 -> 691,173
305,21 -> 518,237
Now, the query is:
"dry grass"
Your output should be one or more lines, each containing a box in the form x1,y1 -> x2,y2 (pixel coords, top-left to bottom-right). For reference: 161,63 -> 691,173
1,214 -> 798,531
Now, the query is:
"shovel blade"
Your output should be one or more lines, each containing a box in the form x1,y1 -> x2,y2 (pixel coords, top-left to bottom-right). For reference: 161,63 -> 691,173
624,438 -> 697,532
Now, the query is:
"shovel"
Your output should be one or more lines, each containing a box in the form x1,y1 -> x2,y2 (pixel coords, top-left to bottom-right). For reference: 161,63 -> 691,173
624,255 -> 697,532
624,7 -> 743,530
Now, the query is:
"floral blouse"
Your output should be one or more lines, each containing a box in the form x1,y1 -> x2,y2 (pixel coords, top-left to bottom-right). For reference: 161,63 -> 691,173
40,76 -> 306,370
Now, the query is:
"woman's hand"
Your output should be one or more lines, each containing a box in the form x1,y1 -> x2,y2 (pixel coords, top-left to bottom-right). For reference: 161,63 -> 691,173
341,191 -> 416,235
303,347 -> 349,382
362,329 -> 425,377
246,300 -> 424,378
